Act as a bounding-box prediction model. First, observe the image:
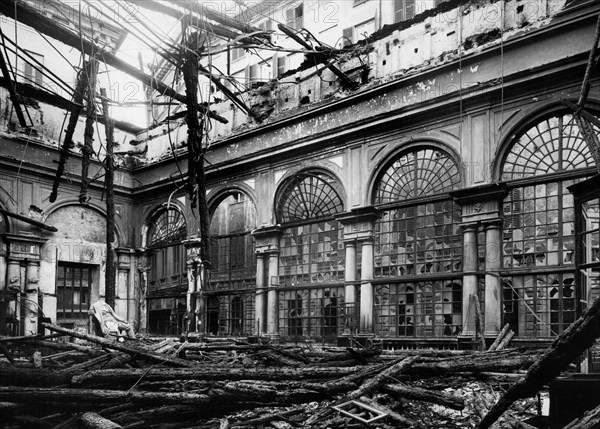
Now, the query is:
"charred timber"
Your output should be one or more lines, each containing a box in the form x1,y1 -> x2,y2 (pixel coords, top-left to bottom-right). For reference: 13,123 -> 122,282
478,291 -> 600,429
49,62 -> 91,203
79,58 -> 99,205
0,0 -> 227,124
42,323 -> 198,368
71,365 -> 362,385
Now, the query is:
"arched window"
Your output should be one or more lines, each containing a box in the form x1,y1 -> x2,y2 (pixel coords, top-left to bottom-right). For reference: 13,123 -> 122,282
500,111 -> 596,337
501,113 -> 595,180
276,169 -> 345,340
208,191 -> 256,336
275,170 -> 344,223
146,207 -> 187,336
147,208 -> 186,248
375,147 -> 461,203
373,146 -> 463,339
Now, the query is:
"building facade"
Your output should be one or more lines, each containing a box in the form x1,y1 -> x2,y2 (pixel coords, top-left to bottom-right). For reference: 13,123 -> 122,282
0,0 -> 599,359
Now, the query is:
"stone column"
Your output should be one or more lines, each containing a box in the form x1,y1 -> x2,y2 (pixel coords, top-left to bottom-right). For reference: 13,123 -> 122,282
6,258 -> 21,322
335,208 -> 380,338
115,249 -> 134,322
267,251 -> 279,338
23,260 -> 39,335
359,238 -> 375,335
183,237 -> 203,334
136,251 -> 151,335
461,223 -> 479,337
254,254 -> 266,335
483,220 -> 503,335
343,240 -> 357,333
252,226 -> 282,340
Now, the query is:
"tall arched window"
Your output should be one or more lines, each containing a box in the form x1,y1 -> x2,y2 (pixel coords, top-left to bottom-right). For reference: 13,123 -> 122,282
500,111 -> 596,337
208,191 -> 256,336
275,169 -> 345,340
146,206 -> 187,336
373,146 -> 462,339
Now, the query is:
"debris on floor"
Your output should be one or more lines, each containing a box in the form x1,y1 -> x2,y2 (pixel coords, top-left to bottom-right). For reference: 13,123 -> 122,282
0,325 -> 553,428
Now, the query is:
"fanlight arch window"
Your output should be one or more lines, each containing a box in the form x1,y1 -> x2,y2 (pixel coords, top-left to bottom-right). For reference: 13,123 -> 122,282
374,147 -> 461,205
372,146 -> 463,339
500,111 -> 598,337
275,170 -> 344,224
276,170 -> 345,340
147,207 -> 187,248
501,113 -> 596,180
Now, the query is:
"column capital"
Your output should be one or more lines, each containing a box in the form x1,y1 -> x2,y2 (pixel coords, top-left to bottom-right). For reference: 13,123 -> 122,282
252,225 -> 283,254
451,183 -> 509,224
5,233 -> 48,261
335,207 -> 380,241
459,222 -> 479,233
482,218 -> 503,230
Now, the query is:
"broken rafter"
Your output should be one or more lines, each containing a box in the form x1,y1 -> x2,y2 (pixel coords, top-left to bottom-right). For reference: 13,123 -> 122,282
79,58 -> 99,205
126,0 -> 260,46
278,23 -> 358,89
0,48 -> 27,128
0,77 -> 142,134
101,87 -> 117,309
49,62 -> 91,203
0,208 -> 57,232
0,0 -> 227,124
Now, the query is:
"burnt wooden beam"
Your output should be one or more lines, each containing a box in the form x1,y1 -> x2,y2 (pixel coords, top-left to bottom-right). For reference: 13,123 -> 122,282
0,0 -> 227,124
0,77 -> 142,134
79,59 -> 99,205
0,48 -> 27,127
126,0 -> 258,45
101,88 -> 117,309
49,62 -> 91,203
278,23 -> 358,89
0,208 -> 57,232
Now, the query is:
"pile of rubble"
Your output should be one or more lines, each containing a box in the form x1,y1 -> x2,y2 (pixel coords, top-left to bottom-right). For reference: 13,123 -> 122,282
0,323 -> 555,428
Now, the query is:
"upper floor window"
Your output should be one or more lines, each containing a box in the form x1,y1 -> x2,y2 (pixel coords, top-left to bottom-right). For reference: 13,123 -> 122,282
21,50 -> 44,86
286,4 -> 304,30
231,47 -> 245,62
395,0 -> 416,23
374,147 -> 461,205
275,170 -> 344,224
501,112 -> 596,181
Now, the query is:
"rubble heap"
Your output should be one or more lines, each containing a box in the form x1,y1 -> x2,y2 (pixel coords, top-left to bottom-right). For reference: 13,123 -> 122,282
0,323 -> 562,428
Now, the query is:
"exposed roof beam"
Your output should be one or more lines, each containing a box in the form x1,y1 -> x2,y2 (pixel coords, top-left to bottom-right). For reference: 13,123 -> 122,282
126,0 -> 258,45
0,0 -> 228,124
168,0 -> 269,39
0,77 -> 144,134
278,23 -> 357,89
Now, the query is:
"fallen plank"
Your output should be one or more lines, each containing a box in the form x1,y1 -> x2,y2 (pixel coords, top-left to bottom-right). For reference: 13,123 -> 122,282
42,323 -> 197,368
0,363 -> 72,387
79,412 -> 123,429
478,289 -> 600,428
71,365 -> 362,385
0,386 -> 210,406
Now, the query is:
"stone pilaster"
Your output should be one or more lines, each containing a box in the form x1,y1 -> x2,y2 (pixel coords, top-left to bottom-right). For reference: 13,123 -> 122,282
252,225 -> 283,339
183,237 -> 204,334
336,207 -> 380,337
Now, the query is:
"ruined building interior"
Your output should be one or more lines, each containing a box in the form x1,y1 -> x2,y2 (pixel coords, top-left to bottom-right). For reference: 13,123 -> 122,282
0,0 -> 600,368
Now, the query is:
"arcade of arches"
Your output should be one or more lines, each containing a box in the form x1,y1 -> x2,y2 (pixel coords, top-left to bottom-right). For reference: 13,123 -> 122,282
138,109 -> 599,347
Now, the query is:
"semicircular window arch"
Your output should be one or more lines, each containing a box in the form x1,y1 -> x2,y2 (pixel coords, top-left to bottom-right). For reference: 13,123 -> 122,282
275,170 -> 344,224
501,112 -> 597,181
147,207 -> 187,248
374,146 -> 461,205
